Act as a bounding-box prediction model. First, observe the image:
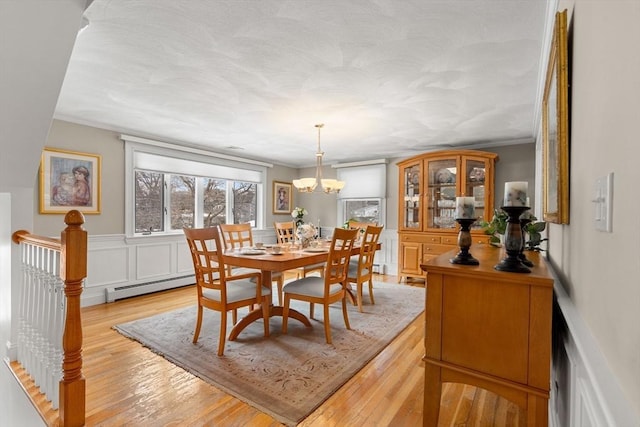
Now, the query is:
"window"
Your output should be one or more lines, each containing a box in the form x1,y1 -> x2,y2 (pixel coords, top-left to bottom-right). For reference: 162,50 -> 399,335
334,160 -> 387,227
133,171 -> 257,233
344,199 -> 382,224
124,135 -> 270,236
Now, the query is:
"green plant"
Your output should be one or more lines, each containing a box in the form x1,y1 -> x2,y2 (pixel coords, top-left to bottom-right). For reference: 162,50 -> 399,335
479,209 -> 547,250
523,220 -> 547,251
478,209 -> 508,246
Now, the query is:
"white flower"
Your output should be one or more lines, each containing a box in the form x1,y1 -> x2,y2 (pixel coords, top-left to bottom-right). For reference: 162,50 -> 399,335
291,206 -> 307,218
296,223 -> 316,239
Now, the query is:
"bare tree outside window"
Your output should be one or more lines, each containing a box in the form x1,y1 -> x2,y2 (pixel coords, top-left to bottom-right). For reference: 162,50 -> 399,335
170,175 -> 195,229
135,171 -> 163,232
202,178 -> 226,226
232,181 -> 257,225
134,170 -> 258,232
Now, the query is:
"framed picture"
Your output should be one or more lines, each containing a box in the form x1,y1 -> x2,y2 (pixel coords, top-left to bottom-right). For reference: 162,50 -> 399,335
272,181 -> 292,214
542,9 -> 570,224
40,147 -> 102,214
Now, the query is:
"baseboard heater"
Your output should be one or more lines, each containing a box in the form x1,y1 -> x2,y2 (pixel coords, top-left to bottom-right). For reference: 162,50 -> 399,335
105,274 -> 195,302
372,263 -> 385,274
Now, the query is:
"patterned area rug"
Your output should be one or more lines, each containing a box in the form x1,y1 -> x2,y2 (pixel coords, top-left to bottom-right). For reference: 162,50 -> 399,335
113,282 -> 424,426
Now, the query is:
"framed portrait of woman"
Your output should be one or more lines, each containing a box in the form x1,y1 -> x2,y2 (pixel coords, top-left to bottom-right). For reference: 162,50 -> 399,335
272,181 -> 292,214
40,147 -> 102,214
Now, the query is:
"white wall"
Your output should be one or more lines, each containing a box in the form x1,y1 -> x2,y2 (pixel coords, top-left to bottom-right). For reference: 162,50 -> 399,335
548,0 -> 640,423
0,0 -> 87,363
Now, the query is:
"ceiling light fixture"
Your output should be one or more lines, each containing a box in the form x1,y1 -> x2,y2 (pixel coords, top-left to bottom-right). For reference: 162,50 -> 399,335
293,124 -> 345,194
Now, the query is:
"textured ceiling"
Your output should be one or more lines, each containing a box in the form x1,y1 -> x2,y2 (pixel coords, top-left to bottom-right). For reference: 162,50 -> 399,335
55,0 -> 548,167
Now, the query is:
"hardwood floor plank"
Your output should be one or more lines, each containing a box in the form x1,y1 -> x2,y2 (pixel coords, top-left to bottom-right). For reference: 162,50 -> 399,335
14,274 -> 525,426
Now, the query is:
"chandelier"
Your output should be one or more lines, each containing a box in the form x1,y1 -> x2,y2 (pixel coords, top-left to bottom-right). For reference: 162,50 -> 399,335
293,124 -> 346,194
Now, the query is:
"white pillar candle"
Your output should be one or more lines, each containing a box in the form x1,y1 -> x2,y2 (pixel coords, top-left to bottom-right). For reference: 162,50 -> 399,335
504,181 -> 528,206
455,197 -> 475,218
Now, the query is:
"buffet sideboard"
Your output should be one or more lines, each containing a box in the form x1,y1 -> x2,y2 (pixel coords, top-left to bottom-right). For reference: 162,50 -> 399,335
421,245 -> 553,426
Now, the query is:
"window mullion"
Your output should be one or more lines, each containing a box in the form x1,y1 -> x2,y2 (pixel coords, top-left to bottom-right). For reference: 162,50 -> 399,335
163,175 -> 170,232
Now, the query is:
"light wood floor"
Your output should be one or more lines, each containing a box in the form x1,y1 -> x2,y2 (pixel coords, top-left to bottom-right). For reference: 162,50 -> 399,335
14,274 -> 524,426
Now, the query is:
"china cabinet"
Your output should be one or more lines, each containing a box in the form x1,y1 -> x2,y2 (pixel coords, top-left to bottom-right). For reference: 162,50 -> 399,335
397,150 -> 498,282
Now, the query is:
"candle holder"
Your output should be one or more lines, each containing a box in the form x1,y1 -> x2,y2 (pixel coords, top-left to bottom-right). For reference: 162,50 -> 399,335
450,218 -> 479,265
494,206 -> 531,273
519,216 -> 534,267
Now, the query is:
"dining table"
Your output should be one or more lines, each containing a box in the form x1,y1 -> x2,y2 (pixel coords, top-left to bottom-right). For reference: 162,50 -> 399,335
223,242 -> 381,340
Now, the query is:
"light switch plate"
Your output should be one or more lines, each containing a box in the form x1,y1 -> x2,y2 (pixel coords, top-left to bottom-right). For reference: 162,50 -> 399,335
593,173 -> 613,232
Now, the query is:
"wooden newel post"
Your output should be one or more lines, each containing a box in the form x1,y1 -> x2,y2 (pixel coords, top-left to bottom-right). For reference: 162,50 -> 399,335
59,210 -> 87,427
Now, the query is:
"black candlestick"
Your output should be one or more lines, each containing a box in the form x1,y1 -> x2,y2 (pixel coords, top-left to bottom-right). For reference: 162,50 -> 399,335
519,217 -> 534,267
494,206 -> 531,273
450,218 -> 479,265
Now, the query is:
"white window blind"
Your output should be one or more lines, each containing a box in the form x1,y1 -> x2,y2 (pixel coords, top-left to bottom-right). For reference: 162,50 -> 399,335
134,151 -> 262,182
335,162 -> 387,199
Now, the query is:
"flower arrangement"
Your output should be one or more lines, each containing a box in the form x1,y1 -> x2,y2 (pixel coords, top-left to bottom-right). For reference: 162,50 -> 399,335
291,206 -> 307,227
296,223 -> 317,247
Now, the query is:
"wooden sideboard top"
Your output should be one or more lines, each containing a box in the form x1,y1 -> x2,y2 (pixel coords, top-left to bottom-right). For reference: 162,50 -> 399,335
421,244 -> 554,287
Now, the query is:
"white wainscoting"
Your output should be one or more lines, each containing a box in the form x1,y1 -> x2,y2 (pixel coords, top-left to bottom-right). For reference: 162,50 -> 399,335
550,268 -> 638,427
83,228 -> 399,307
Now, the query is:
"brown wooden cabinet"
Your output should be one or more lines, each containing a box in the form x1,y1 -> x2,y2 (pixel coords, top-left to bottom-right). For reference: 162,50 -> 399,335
397,150 -> 498,282
421,245 -> 553,426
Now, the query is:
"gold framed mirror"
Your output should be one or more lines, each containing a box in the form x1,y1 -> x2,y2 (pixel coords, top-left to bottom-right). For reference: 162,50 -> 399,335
542,9 -> 569,224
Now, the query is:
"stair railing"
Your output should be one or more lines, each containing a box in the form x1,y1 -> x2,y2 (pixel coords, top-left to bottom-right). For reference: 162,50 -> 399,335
12,209 -> 86,427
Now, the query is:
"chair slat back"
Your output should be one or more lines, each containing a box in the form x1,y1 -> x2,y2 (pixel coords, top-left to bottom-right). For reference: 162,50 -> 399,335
274,221 -> 296,243
219,223 -> 254,250
348,220 -> 377,234
357,225 -> 384,275
325,228 -> 359,289
184,227 -> 226,297
360,225 -> 383,265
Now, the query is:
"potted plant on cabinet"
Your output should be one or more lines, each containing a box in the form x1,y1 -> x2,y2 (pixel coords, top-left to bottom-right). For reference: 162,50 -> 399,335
479,209 -> 547,250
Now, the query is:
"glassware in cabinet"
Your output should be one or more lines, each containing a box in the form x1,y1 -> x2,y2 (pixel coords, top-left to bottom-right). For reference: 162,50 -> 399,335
401,162 -> 421,229
427,158 -> 458,230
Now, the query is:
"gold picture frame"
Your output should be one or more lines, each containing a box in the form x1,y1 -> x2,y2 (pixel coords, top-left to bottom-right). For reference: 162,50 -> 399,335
542,9 -> 570,224
40,147 -> 102,214
272,181 -> 292,214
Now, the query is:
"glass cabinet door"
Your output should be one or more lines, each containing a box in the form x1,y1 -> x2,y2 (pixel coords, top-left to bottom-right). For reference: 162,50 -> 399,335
462,156 -> 489,227
426,158 -> 458,230
400,162 -> 421,229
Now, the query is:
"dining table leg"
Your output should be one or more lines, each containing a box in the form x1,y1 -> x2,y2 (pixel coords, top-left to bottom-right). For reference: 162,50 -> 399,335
228,269 -> 312,341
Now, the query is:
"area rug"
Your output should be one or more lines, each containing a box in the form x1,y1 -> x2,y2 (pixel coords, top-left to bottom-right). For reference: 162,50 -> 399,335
113,282 -> 424,426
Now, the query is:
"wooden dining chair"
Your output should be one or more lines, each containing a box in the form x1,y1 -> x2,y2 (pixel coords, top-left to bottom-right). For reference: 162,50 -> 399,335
346,225 -> 384,312
183,226 -> 271,356
282,227 -> 359,344
273,221 -> 325,304
347,220 -> 377,234
219,223 -> 285,302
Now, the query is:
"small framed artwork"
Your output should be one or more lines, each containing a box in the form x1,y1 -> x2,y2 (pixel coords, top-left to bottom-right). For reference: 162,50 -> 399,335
273,181 -> 292,214
542,9 -> 570,224
40,147 -> 102,214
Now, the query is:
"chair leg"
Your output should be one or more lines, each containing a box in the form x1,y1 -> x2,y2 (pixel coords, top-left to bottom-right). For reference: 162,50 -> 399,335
310,302 -> 315,319
357,281 -> 364,312
368,278 -> 375,305
218,311 -> 227,356
276,276 -> 284,306
323,304 -> 332,344
193,305 -> 203,343
232,309 -> 237,324
342,297 -> 351,331
262,297 -> 270,338
282,296 -> 290,334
